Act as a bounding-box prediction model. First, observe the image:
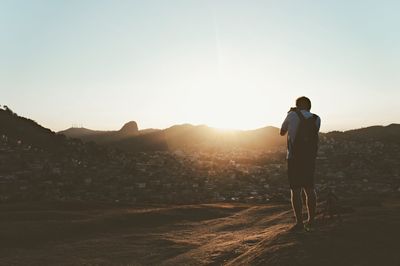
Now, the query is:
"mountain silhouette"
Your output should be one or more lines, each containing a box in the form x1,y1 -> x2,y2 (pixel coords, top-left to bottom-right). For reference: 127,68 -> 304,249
59,123 -> 286,152
2,106 -> 399,152
325,124 -> 400,144
59,121 -> 147,145
118,121 -> 139,136
58,121 -> 400,152
0,107 -> 67,150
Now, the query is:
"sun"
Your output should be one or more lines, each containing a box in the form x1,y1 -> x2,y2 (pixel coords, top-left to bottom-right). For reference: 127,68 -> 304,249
185,83 -> 283,131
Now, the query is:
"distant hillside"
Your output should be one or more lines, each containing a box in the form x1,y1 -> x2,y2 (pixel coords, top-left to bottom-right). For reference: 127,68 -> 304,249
325,124 -> 400,144
2,105 -> 399,152
59,123 -> 285,152
0,106 -> 67,150
59,121 -> 162,145
57,127 -> 105,139
161,124 -> 284,151
59,119 -> 400,152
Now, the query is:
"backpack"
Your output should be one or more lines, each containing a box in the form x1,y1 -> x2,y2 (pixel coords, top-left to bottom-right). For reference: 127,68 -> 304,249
293,110 -> 319,159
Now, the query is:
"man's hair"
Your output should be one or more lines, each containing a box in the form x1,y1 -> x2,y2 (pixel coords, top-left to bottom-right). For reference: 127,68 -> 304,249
296,96 -> 311,111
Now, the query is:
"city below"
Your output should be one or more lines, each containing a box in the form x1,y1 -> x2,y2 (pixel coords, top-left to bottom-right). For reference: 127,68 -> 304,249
1,106 -> 399,204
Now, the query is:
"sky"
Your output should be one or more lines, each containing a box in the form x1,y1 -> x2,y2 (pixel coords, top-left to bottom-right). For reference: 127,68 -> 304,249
1,0 -> 399,132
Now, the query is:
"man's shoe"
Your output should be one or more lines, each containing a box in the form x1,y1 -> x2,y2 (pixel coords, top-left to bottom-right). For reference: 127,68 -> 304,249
304,221 -> 315,232
288,223 -> 304,232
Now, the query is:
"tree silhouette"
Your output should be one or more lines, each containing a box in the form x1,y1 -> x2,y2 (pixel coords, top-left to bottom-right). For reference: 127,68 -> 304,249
3,105 -> 15,115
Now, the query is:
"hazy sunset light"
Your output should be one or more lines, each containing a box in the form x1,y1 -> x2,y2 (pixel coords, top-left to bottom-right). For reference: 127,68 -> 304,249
1,1 -> 399,132
1,2 -> 400,264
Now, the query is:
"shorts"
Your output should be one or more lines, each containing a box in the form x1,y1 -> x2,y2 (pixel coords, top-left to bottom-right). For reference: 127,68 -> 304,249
287,157 -> 316,189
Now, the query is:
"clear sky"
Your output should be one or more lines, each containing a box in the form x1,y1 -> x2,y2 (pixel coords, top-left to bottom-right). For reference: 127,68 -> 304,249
1,0 -> 399,132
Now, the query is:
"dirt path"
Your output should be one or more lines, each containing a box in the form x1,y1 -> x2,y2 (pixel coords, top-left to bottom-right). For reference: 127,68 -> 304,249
0,200 -> 399,265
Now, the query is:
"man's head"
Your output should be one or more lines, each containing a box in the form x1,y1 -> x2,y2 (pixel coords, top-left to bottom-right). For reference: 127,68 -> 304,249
296,96 -> 311,111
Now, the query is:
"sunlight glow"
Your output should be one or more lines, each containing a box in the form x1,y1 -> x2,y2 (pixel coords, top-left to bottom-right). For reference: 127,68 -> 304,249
1,1 -> 399,132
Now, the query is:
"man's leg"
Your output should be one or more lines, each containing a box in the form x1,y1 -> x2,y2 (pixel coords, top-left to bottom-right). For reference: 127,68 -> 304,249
304,188 -> 317,224
291,188 -> 303,225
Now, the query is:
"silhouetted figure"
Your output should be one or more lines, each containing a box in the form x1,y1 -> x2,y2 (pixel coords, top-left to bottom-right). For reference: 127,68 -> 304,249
322,189 -> 342,222
280,96 -> 321,232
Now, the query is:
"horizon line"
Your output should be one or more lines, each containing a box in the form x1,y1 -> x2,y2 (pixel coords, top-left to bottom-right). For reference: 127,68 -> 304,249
58,122 -> 399,135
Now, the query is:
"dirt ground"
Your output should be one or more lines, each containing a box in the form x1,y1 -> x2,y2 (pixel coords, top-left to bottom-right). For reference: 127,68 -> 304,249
0,198 -> 399,266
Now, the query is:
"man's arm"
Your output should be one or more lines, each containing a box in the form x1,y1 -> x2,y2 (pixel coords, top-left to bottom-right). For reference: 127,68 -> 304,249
280,114 -> 289,136
316,116 -> 321,132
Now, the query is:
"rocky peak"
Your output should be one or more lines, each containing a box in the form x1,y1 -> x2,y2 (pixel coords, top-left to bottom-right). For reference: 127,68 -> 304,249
119,121 -> 139,136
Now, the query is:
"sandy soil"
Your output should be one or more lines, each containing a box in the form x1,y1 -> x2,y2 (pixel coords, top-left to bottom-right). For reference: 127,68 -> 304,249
0,198 -> 399,266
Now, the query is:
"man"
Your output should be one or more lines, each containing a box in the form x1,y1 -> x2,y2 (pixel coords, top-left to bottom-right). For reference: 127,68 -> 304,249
280,96 -> 321,232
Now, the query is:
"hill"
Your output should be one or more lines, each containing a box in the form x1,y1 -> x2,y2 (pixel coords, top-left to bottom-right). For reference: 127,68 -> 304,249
0,106 -> 67,150
59,121 -> 142,143
325,124 -> 400,144
1,106 -> 399,265
3,105 -> 398,152
0,199 -> 398,265
59,121 -> 400,152
59,123 -> 286,152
